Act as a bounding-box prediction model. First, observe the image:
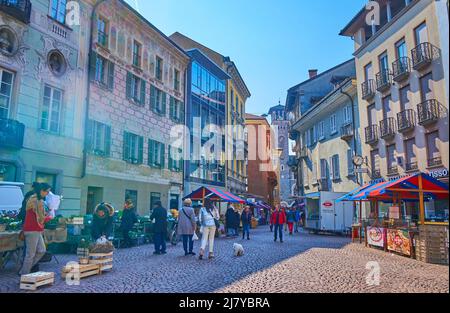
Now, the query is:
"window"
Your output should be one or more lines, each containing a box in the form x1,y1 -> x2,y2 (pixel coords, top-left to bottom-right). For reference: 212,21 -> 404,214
148,139 -> 164,168
0,162 -> 17,182
414,22 -> 428,46
170,97 -> 184,123
132,40 -> 141,68
404,138 -> 416,170
420,72 -> 434,102
155,56 -> 163,80
344,106 -> 352,124
378,51 -> 389,73
174,69 -> 180,91
395,38 -> 407,59
320,159 -> 328,180
386,144 -> 396,168
347,149 -> 354,176
399,85 -> 410,111
150,85 -> 166,115
86,120 -> 111,157
303,162 -> 309,186
150,192 -> 161,210
50,0 -> 67,24
92,53 -> 114,90
36,172 -> 57,192
312,161 -> 318,183
371,149 -> 380,172
126,72 -> 145,105
382,95 -> 391,120
318,121 -> 325,140
125,190 -> 138,206
307,127 -> 315,146
331,155 -> 340,180
97,17 -> 109,47
123,131 -> 143,164
0,68 -> 13,119
330,114 -> 337,134
48,50 -> 66,76
169,145 -> 183,172
364,63 -> 373,81
0,26 -> 18,56
426,131 -> 441,166
41,85 -> 62,133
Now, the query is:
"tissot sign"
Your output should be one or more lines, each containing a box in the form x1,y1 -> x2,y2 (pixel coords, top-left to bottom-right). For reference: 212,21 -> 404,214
370,168 -> 449,184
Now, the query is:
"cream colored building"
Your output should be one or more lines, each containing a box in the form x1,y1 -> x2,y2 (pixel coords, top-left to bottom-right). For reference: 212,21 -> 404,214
340,0 -> 449,186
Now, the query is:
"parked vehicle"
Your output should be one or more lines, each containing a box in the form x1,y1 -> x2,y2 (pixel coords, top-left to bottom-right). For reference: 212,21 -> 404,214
0,182 -> 24,213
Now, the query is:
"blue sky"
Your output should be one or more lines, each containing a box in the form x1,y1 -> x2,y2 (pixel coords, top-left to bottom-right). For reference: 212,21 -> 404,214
125,0 -> 366,115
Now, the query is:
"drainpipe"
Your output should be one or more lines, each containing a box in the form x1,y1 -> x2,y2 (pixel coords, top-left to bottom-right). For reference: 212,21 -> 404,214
82,0 -> 107,178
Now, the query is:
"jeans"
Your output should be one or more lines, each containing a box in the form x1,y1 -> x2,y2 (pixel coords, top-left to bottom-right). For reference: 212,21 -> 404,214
294,221 -> 299,232
20,232 -> 46,275
242,224 -> 250,239
122,228 -> 133,247
153,232 -> 166,253
287,222 -> 294,234
200,226 -> 216,254
274,224 -> 283,242
182,235 -> 194,254
270,224 -> 273,232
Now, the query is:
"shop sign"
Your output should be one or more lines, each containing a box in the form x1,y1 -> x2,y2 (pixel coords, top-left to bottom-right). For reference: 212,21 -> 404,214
367,227 -> 385,248
322,201 -> 333,208
428,168 -> 449,179
387,229 -> 412,256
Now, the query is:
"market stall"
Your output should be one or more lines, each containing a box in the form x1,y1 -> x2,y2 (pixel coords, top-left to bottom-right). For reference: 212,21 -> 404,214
341,173 -> 449,264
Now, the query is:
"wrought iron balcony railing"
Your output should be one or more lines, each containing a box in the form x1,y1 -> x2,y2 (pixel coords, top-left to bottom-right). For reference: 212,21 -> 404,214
397,109 -> 416,133
417,99 -> 447,126
365,124 -> 379,145
379,117 -> 396,140
376,70 -> 392,92
361,79 -> 376,100
411,42 -> 441,70
0,118 -> 25,149
0,0 -> 31,24
392,57 -> 411,82
387,165 -> 399,176
405,161 -> 418,172
428,157 -> 442,168
340,123 -> 354,141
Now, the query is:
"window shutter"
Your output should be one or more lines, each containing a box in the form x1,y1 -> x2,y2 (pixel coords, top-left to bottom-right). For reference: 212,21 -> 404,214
150,85 -> 156,111
126,72 -> 132,99
123,131 -> 129,161
180,102 -> 185,124
168,145 -> 173,170
329,157 -> 334,180
347,150 -> 353,175
169,96 -> 175,120
334,155 -> 340,179
86,120 -> 94,151
160,144 -> 165,168
138,136 -> 144,164
140,79 -> 146,105
89,52 -> 97,81
107,62 -> 115,90
104,125 -> 111,157
148,139 -> 154,166
161,92 -> 167,115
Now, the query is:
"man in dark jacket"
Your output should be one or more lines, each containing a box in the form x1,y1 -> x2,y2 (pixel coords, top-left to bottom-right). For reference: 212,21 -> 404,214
92,203 -> 114,241
225,204 -> 235,237
120,199 -> 138,248
241,206 -> 252,240
150,201 -> 167,255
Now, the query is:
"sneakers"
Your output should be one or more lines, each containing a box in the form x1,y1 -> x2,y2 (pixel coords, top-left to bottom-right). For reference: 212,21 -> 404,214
189,252 -> 196,256
208,253 -> 214,259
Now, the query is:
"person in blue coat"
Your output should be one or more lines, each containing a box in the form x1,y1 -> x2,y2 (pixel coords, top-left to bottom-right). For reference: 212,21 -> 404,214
241,206 -> 252,240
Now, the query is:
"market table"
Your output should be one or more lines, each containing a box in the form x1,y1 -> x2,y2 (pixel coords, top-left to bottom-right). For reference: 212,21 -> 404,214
0,231 -> 24,270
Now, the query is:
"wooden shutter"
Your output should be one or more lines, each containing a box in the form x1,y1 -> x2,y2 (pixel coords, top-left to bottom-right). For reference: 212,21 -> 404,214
104,125 -> 111,157
138,136 -> 144,164
160,143 -> 165,168
89,52 -> 97,81
148,139 -> 154,166
86,119 -> 94,151
107,61 -> 115,90
334,155 -> 340,179
126,72 -> 132,99
140,79 -> 146,105
180,102 -> 185,124
123,131 -> 129,161
168,145 -> 173,170
169,96 -> 175,120
150,85 -> 156,111
161,92 -> 167,115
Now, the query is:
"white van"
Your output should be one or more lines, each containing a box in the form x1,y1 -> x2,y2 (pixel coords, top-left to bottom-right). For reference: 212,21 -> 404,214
0,182 -> 24,212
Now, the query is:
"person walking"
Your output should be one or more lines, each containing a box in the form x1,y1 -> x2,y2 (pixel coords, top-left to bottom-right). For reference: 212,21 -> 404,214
271,205 -> 286,243
269,208 -> 274,232
198,198 -> 219,260
225,204 -> 235,237
294,208 -> 301,233
233,208 -> 240,237
150,201 -> 168,255
241,206 -> 252,240
178,199 -> 197,256
20,183 -> 52,275
286,208 -> 296,235
120,199 -> 138,248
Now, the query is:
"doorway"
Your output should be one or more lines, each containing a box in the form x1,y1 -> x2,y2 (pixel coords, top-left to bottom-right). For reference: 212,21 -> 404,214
87,187 -> 104,214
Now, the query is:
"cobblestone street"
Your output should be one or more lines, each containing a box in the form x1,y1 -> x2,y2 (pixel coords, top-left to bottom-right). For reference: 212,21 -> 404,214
0,226 -> 448,293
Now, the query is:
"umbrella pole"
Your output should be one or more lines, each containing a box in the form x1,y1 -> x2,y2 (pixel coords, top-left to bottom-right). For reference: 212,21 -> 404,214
419,174 -> 425,225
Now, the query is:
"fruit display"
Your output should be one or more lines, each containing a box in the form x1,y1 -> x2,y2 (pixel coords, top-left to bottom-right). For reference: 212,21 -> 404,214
0,212 -> 22,232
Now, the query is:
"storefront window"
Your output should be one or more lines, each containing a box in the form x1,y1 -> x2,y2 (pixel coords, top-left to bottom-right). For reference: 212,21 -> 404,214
35,172 -> 57,192
425,200 -> 449,223
0,162 -> 17,182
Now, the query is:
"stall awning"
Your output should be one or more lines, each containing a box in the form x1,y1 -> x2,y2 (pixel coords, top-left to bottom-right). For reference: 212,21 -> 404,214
336,183 -> 374,202
305,192 -> 320,199
183,186 -> 246,204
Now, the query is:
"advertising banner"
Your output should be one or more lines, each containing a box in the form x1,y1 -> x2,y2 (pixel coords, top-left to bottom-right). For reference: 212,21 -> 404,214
367,227 -> 385,248
387,229 -> 412,256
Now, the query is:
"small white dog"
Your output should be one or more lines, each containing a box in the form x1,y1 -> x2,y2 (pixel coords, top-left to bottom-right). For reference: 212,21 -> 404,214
233,243 -> 244,257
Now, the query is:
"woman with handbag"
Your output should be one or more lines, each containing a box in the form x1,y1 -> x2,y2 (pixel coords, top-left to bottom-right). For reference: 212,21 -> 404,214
178,198 -> 197,256
20,183 -> 52,275
198,198 -> 219,260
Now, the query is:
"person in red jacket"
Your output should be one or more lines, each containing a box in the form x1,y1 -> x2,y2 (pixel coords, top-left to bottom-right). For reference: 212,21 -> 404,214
20,183 -> 52,275
271,205 -> 286,243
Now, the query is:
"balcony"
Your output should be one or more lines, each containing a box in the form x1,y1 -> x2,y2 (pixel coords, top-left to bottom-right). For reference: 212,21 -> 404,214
428,157 -> 442,168
379,118 -> 396,140
0,118 -> 25,149
340,123 -> 354,141
397,109 -> 416,133
411,42 -> 441,71
387,165 -> 399,176
0,0 -> 31,24
417,99 -> 447,126
372,169 -> 382,180
365,125 -> 379,145
405,161 -> 418,172
392,57 -> 411,82
376,70 -> 391,92
361,80 -> 376,100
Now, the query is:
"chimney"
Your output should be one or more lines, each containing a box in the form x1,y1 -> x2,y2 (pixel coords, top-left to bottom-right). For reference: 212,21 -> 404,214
309,69 -> 318,79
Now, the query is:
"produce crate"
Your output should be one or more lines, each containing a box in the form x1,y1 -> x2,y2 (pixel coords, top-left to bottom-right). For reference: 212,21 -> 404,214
61,263 -> 100,279
0,232 -> 19,252
54,228 -> 67,243
415,225 -> 449,265
68,217 -> 84,225
20,272 -> 54,291
89,252 -> 113,272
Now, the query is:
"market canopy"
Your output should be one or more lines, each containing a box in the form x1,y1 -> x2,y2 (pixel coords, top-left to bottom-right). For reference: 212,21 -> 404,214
183,186 -> 246,204
336,183 -> 374,203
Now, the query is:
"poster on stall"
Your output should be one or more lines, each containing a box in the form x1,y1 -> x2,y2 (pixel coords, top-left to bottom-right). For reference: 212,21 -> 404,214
387,229 -> 411,256
389,206 -> 400,219
367,227 -> 385,248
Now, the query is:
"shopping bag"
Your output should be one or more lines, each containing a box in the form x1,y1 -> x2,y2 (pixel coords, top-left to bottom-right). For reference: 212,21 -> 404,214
192,233 -> 199,241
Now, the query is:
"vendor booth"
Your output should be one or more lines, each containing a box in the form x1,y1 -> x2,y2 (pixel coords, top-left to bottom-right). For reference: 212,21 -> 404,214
339,173 -> 449,265
183,186 -> 246,205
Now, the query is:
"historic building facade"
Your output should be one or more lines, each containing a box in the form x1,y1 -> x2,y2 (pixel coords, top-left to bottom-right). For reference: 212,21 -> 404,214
0,0 -> 90,215
340,0 -> 449,189
81,0 -> 190,215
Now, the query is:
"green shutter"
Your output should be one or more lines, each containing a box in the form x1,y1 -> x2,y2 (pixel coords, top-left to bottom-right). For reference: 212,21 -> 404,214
86,119 -> 94,152
123,131 -> 129,161
89,52 -> 97,81
140,79 -> 146,105
107,62 -> 115,90
168,145 -> 173,170
104,125 -> 111,157
150,85 -> 156,112
169,96 -> 174,120
161,92 -> 166,116
160,143 -> 165,169
138,136 -> 144,164
179,102 -> 185,124
148,139 -> 154,166
126,72 -> 132,99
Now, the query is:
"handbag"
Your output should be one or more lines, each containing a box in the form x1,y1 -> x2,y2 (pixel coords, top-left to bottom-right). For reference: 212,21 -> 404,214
208,209 -> 220,229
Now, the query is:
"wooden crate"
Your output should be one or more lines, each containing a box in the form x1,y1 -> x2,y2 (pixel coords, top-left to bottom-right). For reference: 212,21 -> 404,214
89,252 -> 113,272
61,263 -> 100,279
20,272 -> 55,291
416,225 -> 449,265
